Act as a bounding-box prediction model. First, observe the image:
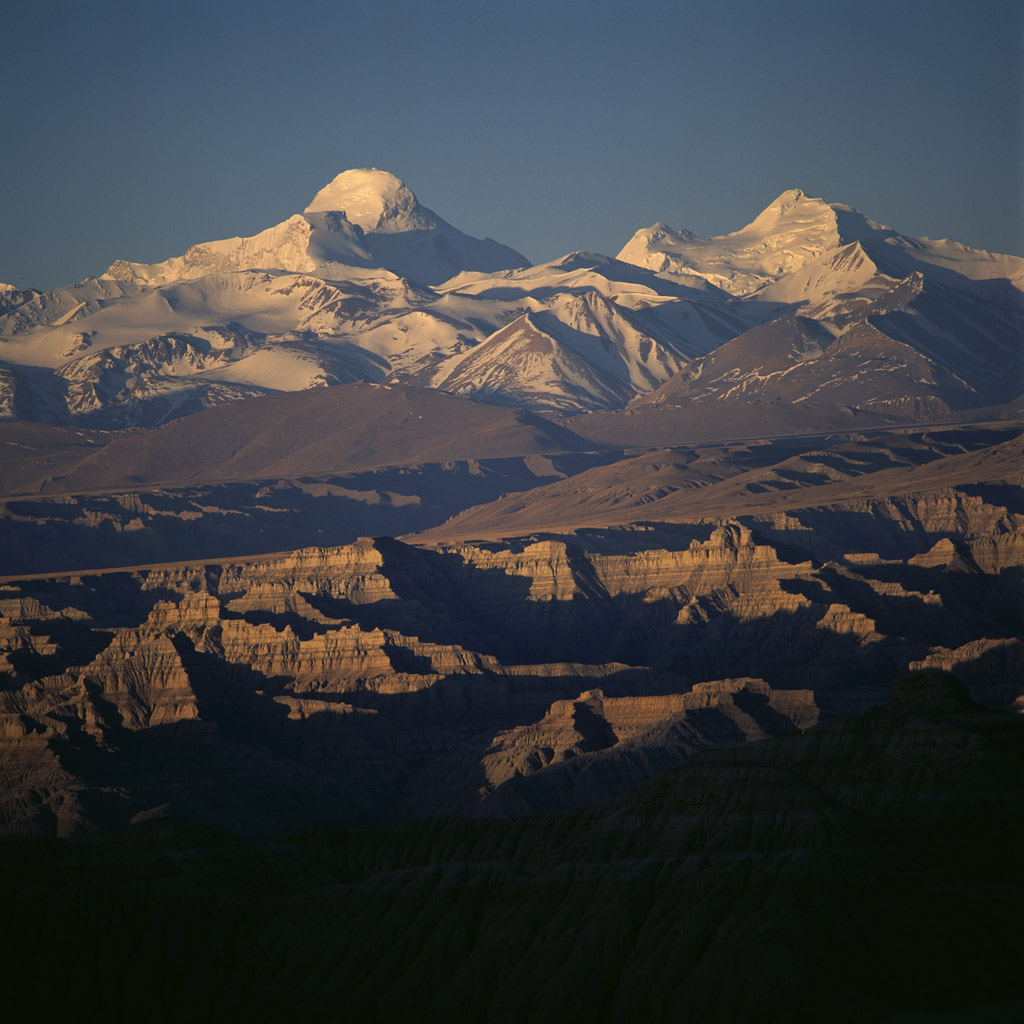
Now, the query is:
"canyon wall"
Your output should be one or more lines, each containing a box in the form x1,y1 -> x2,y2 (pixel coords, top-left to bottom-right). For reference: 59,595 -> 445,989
2,512 -> 1020,837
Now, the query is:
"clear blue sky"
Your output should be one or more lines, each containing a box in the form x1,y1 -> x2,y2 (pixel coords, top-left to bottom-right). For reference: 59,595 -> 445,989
2,0 -> 1021,290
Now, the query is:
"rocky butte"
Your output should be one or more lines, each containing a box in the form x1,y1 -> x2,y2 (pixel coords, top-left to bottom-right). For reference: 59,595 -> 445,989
0,170 -> 1021,1023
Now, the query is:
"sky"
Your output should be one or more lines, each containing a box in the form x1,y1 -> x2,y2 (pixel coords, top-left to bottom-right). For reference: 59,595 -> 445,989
2,0 -> 1021,291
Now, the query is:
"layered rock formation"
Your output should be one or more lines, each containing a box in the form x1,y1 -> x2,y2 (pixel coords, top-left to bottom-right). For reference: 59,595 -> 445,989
2,508 -> 1020,837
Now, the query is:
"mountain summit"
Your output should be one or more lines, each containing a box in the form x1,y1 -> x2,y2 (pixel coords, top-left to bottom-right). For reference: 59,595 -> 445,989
102,168 -> 529,288
305,168 -> 438,234
2,179 -> 1020,430
616,189 -> 889,294
617,188 -> 1024,298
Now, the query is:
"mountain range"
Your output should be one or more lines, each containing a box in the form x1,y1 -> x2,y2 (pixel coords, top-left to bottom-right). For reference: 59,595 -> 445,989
1,169 -> 1022,1021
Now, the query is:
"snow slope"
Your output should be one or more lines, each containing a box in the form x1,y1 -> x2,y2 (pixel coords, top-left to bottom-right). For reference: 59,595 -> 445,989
0,176 -> 1019,427
105,169 -> 529,290
618,189 -> 1024,300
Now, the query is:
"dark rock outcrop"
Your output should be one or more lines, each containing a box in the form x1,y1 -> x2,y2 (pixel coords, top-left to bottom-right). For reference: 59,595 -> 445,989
2,671 -> 1021,1024
1,516 -> 1020,838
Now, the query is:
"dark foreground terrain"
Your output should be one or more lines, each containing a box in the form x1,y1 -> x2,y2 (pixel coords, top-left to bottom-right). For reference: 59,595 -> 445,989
2,671 -> 1022,1024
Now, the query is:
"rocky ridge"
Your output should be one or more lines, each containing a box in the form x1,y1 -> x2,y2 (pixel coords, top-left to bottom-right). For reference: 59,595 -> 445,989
2,503 -> 1020,837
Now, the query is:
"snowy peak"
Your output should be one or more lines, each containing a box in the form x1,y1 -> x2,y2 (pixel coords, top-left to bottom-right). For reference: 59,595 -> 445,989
618,186 -> 1024,326
0,282 -> 39,314
751,187 -> 809,217
772,187 -> 806,205
99,168 -> 528,289
421,311 -> 637,414
618,189 -> 903,295
618,223 -> 697,257
7,177 -> 1018,430
633,222 -> 699,247
733,189 -> 891,246
402,286 -> 696,415
304,168 -> 438,234
732,188 -> 837,242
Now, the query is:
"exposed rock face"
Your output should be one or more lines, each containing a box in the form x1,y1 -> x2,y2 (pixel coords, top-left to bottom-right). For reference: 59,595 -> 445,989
478,677 -> 820,816
1,509 -> 1020,837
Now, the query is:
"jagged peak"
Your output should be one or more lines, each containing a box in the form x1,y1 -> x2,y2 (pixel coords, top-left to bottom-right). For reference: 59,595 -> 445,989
626,222 -> 699,246
641,221 -> 682,238
715,190 -> 900,261
490,309 -> 566,344
520,309 -> 550,331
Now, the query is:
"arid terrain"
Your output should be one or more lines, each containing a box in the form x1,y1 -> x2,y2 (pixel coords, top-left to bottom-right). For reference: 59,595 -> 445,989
1,171 -> 1021,1022
2,415 -> 1022,838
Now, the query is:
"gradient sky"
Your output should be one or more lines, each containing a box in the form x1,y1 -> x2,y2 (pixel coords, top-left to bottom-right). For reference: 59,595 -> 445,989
3,0 -> 1021,290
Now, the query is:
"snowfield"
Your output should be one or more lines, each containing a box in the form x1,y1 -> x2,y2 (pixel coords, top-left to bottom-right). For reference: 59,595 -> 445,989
1,171 -> 1020,427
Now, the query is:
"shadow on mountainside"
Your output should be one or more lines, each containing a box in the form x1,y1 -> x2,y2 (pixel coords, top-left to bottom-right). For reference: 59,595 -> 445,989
2,517 -> 1021,837
0,455 -> 613,577
17,589 -> 1016,838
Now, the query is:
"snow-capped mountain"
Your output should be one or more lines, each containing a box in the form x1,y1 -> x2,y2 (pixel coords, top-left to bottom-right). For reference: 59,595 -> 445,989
0,178 -> 755,425
618,188 -> 1024,300
617,189 -> 851,295
103,168 -> 530,289
630,264 -> 1021,422
403,291 -> 688,413
392,252 -> 754,413
616,188 -> 1023,419
0,177 -> 1020,429
0,284 -> 41,322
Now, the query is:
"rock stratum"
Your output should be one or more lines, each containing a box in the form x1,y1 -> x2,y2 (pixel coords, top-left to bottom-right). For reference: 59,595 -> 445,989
2,462 -> 1021,837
